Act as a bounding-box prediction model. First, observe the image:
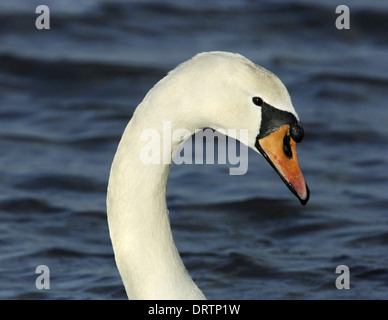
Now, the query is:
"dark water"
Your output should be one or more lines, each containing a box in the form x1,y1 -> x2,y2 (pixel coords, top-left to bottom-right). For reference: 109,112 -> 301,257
1,0 -> 388,299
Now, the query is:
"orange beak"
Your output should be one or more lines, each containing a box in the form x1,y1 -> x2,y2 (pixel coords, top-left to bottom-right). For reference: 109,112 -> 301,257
256,124 -> 309,205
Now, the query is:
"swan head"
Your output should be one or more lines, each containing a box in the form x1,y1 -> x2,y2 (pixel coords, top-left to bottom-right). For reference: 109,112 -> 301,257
150,51 -> 309,204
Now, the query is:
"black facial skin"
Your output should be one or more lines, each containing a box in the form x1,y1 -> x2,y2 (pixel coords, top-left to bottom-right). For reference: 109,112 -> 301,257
255,101 -> 304,142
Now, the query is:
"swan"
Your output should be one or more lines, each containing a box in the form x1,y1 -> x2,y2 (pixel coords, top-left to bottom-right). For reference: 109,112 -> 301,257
107,51 -> 309,300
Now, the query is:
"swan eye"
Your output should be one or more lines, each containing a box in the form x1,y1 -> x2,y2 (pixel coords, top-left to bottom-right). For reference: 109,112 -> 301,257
252,97 -> 264,106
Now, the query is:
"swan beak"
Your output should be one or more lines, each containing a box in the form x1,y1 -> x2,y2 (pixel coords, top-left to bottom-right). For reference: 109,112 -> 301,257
256,124 -> 309,205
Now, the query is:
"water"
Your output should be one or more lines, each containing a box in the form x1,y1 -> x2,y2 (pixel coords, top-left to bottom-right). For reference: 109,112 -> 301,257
1,0 -> 388,299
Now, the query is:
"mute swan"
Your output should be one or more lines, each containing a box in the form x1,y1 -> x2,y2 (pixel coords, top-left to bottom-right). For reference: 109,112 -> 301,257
107,51 -> 309,300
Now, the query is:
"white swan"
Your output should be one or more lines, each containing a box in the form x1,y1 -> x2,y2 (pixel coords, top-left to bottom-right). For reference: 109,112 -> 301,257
107,51 -> 309,300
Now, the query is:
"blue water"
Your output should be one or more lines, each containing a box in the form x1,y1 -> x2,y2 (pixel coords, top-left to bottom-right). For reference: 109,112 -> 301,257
1,0 -> 388,299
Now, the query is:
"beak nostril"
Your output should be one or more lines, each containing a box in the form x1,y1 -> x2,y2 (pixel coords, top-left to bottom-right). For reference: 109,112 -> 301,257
283,133 -> 293,159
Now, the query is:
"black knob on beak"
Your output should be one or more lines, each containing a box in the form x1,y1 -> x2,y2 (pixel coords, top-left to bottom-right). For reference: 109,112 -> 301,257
290,123 -> 304,143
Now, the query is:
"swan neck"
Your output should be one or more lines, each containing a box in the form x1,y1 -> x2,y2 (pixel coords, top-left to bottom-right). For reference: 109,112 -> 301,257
107,108 -> 205,299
